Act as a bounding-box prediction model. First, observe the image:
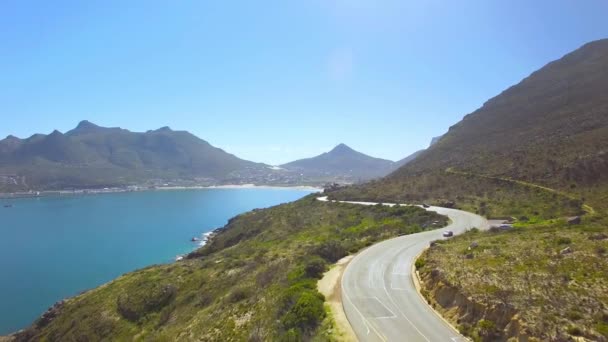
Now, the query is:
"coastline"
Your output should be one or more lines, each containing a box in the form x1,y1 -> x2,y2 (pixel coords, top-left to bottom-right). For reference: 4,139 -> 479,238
0,184 -> 322,200
170,184 -> 323,191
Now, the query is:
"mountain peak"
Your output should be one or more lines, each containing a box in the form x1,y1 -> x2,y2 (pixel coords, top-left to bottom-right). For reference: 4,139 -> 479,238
76,120 -> 100,130
329,143 -> 355,154
156,126 -> 173,132
67,120 -> 104,135
5,135 -> 20,141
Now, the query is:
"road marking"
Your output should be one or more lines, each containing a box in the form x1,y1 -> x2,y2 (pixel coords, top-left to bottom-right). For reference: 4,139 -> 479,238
342,250 -> 388,341
381,264 -> 431,342
355,296 -> 398,319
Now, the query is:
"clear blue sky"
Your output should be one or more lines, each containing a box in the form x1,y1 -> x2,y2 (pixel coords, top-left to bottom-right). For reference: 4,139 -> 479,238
1,0 -> 607,164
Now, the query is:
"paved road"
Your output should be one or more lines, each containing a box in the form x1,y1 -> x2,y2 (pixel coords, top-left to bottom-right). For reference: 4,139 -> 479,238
317,197 -> 488,342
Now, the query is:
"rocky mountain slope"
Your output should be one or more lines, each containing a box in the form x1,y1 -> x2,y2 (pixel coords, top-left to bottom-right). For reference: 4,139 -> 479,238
332,39 -> 608,217
329,39 -> 608,341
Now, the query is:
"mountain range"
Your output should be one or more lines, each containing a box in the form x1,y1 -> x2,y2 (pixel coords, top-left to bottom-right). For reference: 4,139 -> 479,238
0,122 -> 426,191
0,121 -> 265,191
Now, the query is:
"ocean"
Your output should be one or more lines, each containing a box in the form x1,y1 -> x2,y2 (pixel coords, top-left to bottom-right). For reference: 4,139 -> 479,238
0,187 -> 315,334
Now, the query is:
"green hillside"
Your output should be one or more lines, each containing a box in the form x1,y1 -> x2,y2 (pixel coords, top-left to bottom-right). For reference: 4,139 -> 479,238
330,39 -> 608,217
10,195 -> 445,341
329,39 -> 608,341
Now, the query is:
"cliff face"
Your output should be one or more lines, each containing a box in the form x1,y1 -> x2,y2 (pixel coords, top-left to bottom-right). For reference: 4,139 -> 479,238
419,269 -> 521,342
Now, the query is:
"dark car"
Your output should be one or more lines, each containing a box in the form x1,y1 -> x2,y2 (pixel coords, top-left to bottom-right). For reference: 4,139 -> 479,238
442,230 -> 453,237
422,203 -> 430,208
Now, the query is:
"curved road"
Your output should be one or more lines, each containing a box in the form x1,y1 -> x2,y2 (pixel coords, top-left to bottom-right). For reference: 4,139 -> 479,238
317,197 -> 488,342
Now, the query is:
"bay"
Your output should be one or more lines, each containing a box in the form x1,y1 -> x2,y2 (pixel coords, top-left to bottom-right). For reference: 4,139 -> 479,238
0,188 -> 314,334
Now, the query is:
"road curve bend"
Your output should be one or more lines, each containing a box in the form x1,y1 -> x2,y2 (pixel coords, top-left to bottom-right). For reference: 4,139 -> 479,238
317,197 -> 488,342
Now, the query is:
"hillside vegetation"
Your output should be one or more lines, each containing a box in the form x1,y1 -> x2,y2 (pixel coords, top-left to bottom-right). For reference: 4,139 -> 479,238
11,195 -> 446,341
330,39 -> 608,216
329,39 -> 608,341
417,217 -> 608,341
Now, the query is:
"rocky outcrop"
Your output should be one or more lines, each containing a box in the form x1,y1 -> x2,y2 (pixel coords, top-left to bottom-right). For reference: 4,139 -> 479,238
420,269 -> 525,342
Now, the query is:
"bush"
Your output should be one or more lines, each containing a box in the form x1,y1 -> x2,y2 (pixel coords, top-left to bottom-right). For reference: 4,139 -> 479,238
596,322 -> 608,337
303,257 -> 327,279
227,287 -> 251,303
281,291 -> 326,333
415,257 -> 426,270
557,237 -> 572,245
279,281 -> 317,312
314,240 -> 347,263
567,325 -> 583,336
116,283 -> 176,322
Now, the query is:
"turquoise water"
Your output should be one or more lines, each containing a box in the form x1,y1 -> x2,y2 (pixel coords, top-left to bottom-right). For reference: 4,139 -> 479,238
0,188 -> 314,334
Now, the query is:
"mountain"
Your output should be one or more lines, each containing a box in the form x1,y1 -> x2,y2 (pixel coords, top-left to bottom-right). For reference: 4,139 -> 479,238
395,149 -> 423,167
0,121 -> 263,190
394,135 -> 444,168
332,39 -> 608,217
281,143 -> 395,182
330,39 -> 608,341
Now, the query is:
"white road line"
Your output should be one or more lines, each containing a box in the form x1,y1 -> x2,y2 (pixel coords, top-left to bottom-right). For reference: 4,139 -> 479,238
342,246 -> 387,341
381,255 -> 431,342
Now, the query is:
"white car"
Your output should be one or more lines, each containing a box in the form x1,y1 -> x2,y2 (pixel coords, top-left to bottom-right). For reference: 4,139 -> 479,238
442,230 -> 453,237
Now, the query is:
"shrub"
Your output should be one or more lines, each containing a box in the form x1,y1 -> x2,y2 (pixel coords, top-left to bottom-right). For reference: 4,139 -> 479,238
281,291 -> 326,333
314,240 -> 347,263
477,319 -> 497,338
116,283 -> 177,322
227,287 -> 251,303
557,237 -> 572,245
279,281 -> 317,312
567,325 -> 583,336
566,310 -> 583,321
303,257 -> 327,279
415,257 -> 426,270
596,322 -> 608,337
280,328 -> 301,342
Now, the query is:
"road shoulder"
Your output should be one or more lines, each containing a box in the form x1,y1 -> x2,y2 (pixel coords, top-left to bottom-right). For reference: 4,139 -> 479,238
317,255 -> 358,342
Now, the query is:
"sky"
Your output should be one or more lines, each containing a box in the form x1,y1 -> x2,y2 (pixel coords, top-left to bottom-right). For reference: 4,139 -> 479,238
1,1 -> 608,165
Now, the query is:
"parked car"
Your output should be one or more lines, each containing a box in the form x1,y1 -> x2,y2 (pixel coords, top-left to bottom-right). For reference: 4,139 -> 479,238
442,230 -> 453,237
422,203 -> 430,208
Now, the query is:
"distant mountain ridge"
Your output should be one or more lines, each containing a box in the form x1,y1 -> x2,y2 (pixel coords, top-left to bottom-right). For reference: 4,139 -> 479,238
0,121 -> 263,191
0,121 -> 444,191
281,143 -> 396,182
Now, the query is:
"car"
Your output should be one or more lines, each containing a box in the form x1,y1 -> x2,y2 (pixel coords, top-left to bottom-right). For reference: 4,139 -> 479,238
442,230 -> 453,237
422,203 -> 430,208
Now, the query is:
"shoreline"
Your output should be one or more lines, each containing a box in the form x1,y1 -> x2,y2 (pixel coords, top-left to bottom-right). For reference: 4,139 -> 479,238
0,184 -> 322,200
161,184 -> 323,191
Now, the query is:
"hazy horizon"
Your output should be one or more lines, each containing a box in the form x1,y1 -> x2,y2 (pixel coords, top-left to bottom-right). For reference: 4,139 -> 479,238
2,0 -> 608,164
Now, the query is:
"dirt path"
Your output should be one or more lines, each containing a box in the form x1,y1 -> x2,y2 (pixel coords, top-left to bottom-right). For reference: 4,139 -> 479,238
317,255 -> 357,342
